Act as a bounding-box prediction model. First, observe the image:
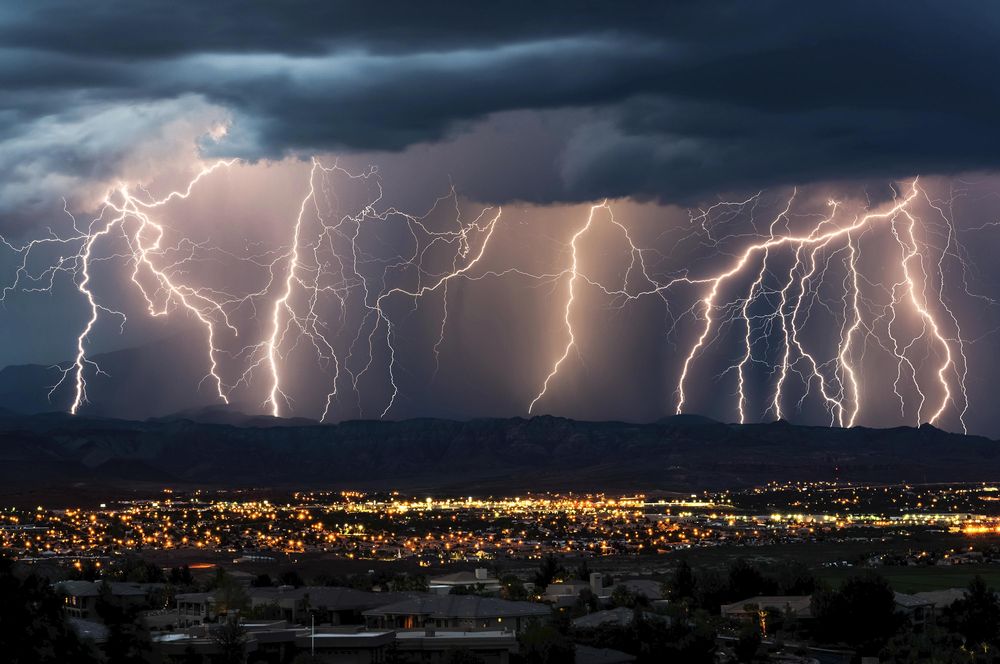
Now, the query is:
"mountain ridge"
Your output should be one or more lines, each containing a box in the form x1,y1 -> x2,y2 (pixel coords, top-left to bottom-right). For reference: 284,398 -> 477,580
0,412 -> 996,504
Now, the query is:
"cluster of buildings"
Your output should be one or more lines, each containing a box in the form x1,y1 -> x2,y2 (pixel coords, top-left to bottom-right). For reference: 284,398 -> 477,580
1,492 -> 655,563
721,588 -> 970,631
54,566 -> 662,664
48,558 -> 983,664
7,483 -> 1000,567
57,575 -> 551,664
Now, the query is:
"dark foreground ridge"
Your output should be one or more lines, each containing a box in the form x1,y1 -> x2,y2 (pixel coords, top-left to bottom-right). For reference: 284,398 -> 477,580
1,410 -> 999,502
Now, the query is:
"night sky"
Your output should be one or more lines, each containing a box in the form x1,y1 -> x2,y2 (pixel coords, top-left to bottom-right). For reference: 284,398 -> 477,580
3,2 -> 1000,434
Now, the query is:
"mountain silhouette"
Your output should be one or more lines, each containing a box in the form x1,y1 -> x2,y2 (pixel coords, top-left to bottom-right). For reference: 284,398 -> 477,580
0,412 -> 996,504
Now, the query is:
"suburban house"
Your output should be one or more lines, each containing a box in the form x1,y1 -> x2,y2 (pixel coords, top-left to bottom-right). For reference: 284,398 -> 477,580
394,629 -> 518,664
56,580 -> 153,620
542,573 -> 663,608
429,568 -> 501,594
720,595 -> 813,621
175,591 -> 218,626
363,595 -> 549,632
153,622 -> 518,664
542,580 -> 593,607
155,622 -> 392,664
246,586 -> 419,624
893,592 -> 936,629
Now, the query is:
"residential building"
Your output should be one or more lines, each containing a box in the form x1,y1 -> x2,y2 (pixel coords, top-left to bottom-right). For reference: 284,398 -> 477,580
429,568 -> 501,594
720,595 -> 813,621
56,580 -> 151,620
363,595 -> 549,632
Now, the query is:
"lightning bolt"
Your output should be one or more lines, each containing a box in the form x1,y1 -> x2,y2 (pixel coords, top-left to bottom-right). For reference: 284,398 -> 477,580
0,160 -> 980,435
263,160 -> 318,416
20,160 -> 240,414
672,180 -> 967,429
528,202 -> 603,414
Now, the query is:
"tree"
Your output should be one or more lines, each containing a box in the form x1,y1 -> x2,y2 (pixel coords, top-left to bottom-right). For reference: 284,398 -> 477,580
727,559 -> 775,602
668,560 -> 696,603
500,574 -> 529,601
69,559 -> 102,581
0,558 -> 100,664
693,569 -> 728,613
388,573 -> 429,592
533,555 -> 564,590
573,588 -> 599,615
776,563 -> 816,596
811,573 -> 901,655
95,581 -> 159,664
252,573 -> 274,587
943,576 -> 1000,648
211,614 -> 249,664
112,556 -> 166,583
279,570 -> 305,588
450,583 -> 492,596
609,585 -> 648,609
634,610 -> 716,664
571,610 -> 715,664
733,621 -> 762,662
249,601 -> 283,620
881,625 -> 998,664
170,564 -> 194,587
214,573 -> 251,614
518,623 -> 575,664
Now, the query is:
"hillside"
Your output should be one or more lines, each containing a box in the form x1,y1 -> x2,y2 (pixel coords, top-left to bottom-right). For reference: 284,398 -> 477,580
0,412 -> 997,504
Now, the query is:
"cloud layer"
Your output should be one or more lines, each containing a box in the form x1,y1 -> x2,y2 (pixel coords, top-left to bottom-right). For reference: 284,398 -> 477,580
3,2 -> 1000,210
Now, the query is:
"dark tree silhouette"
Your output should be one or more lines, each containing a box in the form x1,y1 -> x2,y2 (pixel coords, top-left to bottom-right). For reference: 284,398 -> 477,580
0,558 -> 100,664
533,555 -> 564,590
211,614 -> 249,664
811,573 -> 901,655
668,560 -> 696,603
943,576 -> 1000,648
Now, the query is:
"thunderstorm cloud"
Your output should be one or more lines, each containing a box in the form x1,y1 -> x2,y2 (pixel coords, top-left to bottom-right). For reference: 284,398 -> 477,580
3,1 -> 1000,213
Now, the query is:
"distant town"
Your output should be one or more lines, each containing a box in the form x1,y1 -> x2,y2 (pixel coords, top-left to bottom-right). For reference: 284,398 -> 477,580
7,482 -> 1000,565
8,482 -> 1000,662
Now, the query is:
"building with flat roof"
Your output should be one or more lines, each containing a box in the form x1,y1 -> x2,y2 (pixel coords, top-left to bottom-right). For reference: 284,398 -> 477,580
152,623 -> 517,664
363,595 -> 549,632
395,629 -> 517,664
429,568 -> 501,594
175,591 -> 217,626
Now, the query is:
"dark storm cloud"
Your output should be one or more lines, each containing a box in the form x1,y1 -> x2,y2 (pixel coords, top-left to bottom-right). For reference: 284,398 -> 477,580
3,1 -> 1000,207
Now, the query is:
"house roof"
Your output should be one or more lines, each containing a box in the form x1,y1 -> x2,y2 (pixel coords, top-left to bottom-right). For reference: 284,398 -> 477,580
721,595 -> 812,617
176,591 -> 215,603
363,595 -> 550,619
56,580 -> 148,598
430,571 -> 496,585
57,580 -> 102,597
248,586 -> 420,610
610,579 -> 663,601
911,588 -> 966,609
894,592 -> 935,609
571,607 -> 667,630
